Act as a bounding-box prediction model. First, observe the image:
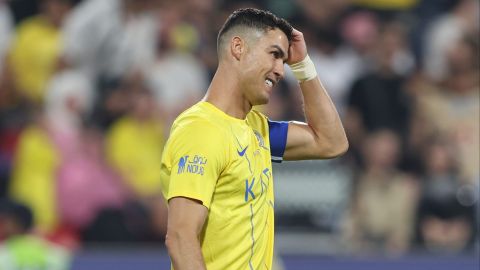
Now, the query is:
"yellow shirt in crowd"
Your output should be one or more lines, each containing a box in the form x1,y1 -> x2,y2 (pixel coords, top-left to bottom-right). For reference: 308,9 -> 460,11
106,116 -> 165,197
9,16 -> 62,103
10,126 -> 60,232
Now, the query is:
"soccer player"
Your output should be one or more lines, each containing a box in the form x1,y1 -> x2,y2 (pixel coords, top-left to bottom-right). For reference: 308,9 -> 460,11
160,8 -> 348,270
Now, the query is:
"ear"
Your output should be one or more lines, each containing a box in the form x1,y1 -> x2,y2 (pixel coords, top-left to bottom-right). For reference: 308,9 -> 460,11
230,36 -> 244,61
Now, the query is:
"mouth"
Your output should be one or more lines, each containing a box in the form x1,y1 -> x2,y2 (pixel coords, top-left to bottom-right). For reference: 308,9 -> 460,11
265,77 -> 275,88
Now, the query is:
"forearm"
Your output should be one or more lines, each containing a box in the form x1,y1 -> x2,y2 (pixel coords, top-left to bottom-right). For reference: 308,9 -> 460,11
166,232 -> 206,270
300,77 -> 348,155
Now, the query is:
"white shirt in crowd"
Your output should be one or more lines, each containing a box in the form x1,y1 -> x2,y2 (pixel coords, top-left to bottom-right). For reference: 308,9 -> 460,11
62,0 -> 159,80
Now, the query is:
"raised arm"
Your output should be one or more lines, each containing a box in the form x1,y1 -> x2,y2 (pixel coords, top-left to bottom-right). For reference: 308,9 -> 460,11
283,29 -> 348,160
165,197 -> 208,270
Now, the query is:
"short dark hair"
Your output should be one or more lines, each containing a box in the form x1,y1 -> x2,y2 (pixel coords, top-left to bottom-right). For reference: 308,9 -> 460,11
217,8 -> 293,52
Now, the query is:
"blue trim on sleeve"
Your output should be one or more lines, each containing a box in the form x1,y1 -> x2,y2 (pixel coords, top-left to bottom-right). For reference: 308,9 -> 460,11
268,120 -> 289,163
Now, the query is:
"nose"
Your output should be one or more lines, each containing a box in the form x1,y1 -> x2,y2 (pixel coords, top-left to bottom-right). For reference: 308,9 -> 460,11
273,60 -> 285,81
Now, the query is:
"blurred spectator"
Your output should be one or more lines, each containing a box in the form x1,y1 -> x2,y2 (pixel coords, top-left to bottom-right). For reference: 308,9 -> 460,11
8,115 -> 60,234
62,0 -> 160,82
286,0 -> 359,115
344,21 -> 414,166
410,0 -> 460,63
0,199 -> 70,269
423,0 -> 479,82
399,72 -> 437,174
44,70 -> 94,140
0,78 -> 31,198
105,83 -> 165,198
0,0 -> 13,74
343,130 -> 419,255
340,11 -> 379,67
62,0 -> 161,131
56,125 -> 128,233
103,82 -> 168,243
0,92 -> 31,197
88,76 -> 133,130
417,137 -> 478,212
147,8 -> 209,126
0,63 -> 32,199
307,32 -> 363,116
8,0 -> 72,105
415,193 -> 476,254
415,35 -> 479,184
182,0 -> 222,76
44,70 -> 97,243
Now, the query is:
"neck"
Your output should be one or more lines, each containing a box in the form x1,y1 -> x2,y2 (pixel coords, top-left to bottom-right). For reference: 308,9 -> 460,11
203,63 -> 252,119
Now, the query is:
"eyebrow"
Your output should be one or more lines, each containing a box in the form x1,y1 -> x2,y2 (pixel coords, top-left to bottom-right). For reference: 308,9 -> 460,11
270,45 -> 288,61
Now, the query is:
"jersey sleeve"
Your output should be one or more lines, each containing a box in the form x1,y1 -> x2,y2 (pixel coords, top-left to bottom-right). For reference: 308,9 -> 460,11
268,120 -> 289,163
165,120 -> 228,209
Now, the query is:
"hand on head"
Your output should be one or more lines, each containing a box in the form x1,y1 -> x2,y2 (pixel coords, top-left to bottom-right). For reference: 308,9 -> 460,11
287,28 -> 308,65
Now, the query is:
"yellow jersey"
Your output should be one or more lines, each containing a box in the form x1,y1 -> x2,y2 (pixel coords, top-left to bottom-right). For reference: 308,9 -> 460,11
160,101 -> 288,270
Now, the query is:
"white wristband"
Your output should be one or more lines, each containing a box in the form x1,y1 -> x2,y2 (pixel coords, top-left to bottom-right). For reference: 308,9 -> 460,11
289,55 -> 317,82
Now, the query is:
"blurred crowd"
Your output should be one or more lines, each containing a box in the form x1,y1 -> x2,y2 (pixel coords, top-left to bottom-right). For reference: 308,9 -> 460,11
0,0 -> 478,267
